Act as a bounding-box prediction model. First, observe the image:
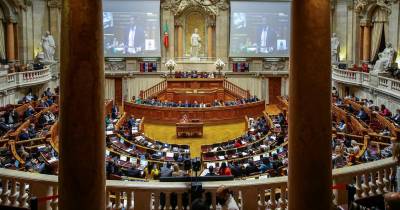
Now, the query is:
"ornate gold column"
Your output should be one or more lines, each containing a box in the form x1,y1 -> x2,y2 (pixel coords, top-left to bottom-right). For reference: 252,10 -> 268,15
289,0 -> 332,209
176,20 -> 183,58
6,21 -> 15,62
207,26 -> 213,58
359,25 -> 364,63
207,20 -> 215,58
59,0 -> 105,209
362,21 -> 371,62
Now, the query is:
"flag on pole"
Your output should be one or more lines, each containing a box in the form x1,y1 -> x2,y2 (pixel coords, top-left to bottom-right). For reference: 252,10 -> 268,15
163,22 -> 169,48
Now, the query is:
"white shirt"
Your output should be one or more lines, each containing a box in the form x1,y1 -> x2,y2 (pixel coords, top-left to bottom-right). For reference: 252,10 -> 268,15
218,195 -> 239,210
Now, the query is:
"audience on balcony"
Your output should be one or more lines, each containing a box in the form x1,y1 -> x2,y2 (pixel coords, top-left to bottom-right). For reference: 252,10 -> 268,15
174,71 -> 216,79
132,96 -> 260,108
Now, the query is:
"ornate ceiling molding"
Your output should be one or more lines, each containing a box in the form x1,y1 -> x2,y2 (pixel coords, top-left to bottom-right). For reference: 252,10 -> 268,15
354,0 -> 398,15
162,0 -> 228,16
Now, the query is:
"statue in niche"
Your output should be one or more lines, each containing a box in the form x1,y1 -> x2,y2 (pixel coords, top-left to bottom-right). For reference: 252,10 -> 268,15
331,33 -> 340,64
190,28 -> 202,59
372,42 -> 396,73
41,31 -> 56,63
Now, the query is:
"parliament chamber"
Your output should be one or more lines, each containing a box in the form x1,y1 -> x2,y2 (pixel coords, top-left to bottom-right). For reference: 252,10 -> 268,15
0,0 -> 400,210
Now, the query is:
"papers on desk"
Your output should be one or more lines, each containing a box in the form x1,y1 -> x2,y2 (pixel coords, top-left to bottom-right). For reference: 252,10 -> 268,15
120,138 -> 124,144
218,156 -> 225,160
126,148 -> 133,152
120,156 -> 127,162
253,155 -> 261,162
130,157 -> 137,164
206,163 -> 216,169
200,169 -> 209,176
106,150 -> 110,156
48,157 -> 58,163
166,152 -> 174,158
270,135 -> 277,140
106,131 -> 113,135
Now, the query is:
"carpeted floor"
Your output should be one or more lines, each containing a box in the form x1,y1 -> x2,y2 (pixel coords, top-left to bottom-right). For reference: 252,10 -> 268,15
143,121 -> 246,158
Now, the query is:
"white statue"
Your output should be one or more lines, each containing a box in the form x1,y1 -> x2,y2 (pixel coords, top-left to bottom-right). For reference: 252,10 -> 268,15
190,28 -> 201,58
41,31 -> 56,63
331,33 -> 340,64
372,42 -> 396,73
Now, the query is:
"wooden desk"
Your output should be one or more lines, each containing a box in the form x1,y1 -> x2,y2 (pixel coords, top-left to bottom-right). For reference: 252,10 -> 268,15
176,121 -> 204,138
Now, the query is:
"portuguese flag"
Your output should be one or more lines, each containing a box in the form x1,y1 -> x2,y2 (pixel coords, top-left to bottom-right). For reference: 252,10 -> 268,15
163,22 -> 169,48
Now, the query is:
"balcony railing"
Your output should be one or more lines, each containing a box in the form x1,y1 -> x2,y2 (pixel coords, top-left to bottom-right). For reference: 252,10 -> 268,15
332,67 -> 400,98
0,67 -> 52,92
0,157 -> 395,210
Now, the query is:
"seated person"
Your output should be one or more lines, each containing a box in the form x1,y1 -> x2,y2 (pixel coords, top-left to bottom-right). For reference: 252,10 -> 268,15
229,161 -> 242,177
0,118 -> 10,134
43,88 -> 53,97
357,108 -> 369,121
336,120 -> 347,133
38,99 -> 49,108
391,109 -> 400,125
126,164 -> 143,178
5,109 -> 19,125
259,157 -> 273,173
379,104 -> 392,117
24,106 -> 35,119
160,163 -> 173,177
111,105 -> 119,119
380,127 -> 391,136
27,123 -> 36,139
205,165 -> 216,176
245,160 -> 258,175
218,162 -> 232,176
24,92 -> 35,102
19,129 -> 30,141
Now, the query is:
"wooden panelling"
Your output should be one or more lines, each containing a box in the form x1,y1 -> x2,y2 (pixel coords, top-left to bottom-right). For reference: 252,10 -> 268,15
115,78 -> 123,105
124,101 -> 266,124
268,78 -> 281,105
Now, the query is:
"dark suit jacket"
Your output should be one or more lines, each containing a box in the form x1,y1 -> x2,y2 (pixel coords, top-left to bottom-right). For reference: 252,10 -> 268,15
123,25 -> 145,50
257,26 -> 277,50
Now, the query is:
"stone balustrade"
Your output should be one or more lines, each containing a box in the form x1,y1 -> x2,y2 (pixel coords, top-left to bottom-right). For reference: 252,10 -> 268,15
0,158 -> 395,210
332,67 -> 400,98
0,67 -> 52,92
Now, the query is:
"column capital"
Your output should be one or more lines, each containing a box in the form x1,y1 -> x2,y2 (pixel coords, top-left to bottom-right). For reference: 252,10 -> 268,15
360,19 -> 371,27
48,0 -> 61,8
174,19 -> 183,27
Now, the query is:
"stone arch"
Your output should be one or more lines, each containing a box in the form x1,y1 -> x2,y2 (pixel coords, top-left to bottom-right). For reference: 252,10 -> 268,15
0,0 -> 17,23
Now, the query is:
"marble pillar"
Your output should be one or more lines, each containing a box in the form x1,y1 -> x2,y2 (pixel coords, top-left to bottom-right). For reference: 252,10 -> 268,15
359,26 -> 364,63
207,26 -> 213,58
362,25 -> 371,62
48,1 -> 61,60
289,1 -> 332,210
177,25 -> 183,57
6,22 -> 15,62
59,0 -> 105,209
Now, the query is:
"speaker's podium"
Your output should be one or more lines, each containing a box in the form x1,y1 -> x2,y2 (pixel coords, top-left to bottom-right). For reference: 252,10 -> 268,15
176,116 -> 203,138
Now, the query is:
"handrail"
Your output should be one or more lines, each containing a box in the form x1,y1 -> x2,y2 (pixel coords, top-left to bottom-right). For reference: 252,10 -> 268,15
332,67 -> 400,99
0,67 -> 52,92
140,80 -> 167,99
0,157 -> 395,209
223,79 -> 251,99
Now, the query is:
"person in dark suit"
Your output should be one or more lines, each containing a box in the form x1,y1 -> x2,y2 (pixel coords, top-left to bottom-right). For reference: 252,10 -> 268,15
5,109 -> 19,125
19,129 -> 30,141
257,16 -> 277,54
391,109 -> 400,124
123,16 -> 145,55
357,108 -> 369,122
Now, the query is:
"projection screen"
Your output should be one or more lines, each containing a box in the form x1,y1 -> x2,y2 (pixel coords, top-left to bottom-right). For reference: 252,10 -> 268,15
230,1 -> 291,57
103,0 -> 161,57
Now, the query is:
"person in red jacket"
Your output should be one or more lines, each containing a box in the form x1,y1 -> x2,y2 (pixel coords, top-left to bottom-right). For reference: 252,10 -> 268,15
379,104 -> 392,117
218,162 -> 232,176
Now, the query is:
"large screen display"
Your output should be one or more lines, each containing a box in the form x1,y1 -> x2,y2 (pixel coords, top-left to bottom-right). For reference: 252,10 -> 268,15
103,0 -> 161,57
230,1 -> 291,57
